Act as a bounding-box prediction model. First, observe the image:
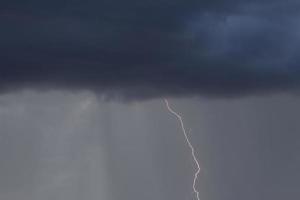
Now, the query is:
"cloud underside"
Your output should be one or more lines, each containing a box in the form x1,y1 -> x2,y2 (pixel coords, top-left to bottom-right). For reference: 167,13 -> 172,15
1,0 -> 300,99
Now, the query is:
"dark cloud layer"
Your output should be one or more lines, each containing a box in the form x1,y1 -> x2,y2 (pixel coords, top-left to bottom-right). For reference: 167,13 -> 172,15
1,0 -> 300,98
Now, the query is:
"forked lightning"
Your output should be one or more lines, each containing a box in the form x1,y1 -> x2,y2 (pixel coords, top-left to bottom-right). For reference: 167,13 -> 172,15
164,99 -> 201,200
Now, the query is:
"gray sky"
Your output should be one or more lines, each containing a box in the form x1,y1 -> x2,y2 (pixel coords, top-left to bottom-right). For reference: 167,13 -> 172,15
1,0 -> 300,199
0,90 -> 299,200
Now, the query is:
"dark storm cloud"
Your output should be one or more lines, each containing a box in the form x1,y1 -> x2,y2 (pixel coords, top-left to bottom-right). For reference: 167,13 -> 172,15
1,0 -> 300,98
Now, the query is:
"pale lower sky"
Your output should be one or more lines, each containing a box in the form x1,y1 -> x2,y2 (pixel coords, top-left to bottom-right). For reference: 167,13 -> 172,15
0,90 -> 299,200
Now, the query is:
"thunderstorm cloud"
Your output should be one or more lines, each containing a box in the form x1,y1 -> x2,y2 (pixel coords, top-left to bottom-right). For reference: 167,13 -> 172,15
1,0 -> 300,98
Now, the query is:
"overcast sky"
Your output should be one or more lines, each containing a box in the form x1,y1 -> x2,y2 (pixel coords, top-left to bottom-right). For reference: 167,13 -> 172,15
2,0 -> 300,98
1,0 -> 300,200
0,91 -> 299,200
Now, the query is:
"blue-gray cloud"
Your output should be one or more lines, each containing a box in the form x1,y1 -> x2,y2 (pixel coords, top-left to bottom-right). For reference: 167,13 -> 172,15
1,0 -> 300,99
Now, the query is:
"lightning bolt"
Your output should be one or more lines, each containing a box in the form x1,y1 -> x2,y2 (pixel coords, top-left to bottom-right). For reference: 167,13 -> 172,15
164,99 -> 201,200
